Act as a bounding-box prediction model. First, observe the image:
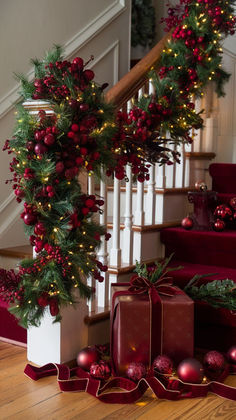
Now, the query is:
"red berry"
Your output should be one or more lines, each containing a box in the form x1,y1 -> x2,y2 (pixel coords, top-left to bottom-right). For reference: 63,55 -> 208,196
71,124 -> 79,132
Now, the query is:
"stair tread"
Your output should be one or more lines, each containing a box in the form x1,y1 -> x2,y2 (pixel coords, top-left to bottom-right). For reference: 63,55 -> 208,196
0,245 -> 32,259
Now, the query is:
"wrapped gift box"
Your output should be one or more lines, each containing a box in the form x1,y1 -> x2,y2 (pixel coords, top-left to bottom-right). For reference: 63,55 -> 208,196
111,282 -> 194,376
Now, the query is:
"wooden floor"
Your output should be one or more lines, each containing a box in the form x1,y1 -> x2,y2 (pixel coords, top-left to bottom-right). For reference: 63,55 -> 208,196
0,342 -> 236,420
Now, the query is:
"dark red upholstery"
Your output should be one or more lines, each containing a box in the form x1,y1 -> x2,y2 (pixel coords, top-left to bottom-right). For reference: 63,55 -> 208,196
0,298 -> 27,344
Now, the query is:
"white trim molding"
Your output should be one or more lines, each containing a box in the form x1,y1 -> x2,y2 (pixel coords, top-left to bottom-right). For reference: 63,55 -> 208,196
0,0 -> 126,120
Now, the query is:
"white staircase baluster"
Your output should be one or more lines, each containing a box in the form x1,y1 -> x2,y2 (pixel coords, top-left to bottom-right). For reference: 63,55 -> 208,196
134,181 -> 145,225
109,177 -> 121,267
145,164 -> 156,225
122,165 -> 133,264
97,170 -> 109,309
87,174 -> 96,312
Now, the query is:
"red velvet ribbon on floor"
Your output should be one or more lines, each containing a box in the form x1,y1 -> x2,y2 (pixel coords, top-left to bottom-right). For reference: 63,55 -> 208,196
24,363 -> 236,403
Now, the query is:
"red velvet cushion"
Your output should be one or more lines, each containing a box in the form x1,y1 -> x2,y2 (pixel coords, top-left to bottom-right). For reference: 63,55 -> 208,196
209,163 -> 236,193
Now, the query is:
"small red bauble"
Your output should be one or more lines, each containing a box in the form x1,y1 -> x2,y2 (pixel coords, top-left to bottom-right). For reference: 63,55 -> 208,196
26,141 -> 35,151
214,204 -> 232,220
126,362 -> 146,381
77,346 -> 100,371
230,197 -> 236,210
227,345 -> 236,364
44,133 -> 55,146
56,161 -> 64,174
89,360 -> 111,380
213,218 -> 225,231
34,221 -> 46,236
177,358 -> 204,384
34,143 -> 48,156
23,213 -> 37,225
181,216 -> 193,230
203,351 -> 226,380
153,355 -> 173,375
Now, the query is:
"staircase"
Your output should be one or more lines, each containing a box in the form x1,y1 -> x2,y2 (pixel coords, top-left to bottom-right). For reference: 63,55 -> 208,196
161,163 -> 236,351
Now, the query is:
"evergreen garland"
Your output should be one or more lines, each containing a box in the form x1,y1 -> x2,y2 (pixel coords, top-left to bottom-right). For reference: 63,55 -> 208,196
184,276 -> 236,310
0,0 -> 235,327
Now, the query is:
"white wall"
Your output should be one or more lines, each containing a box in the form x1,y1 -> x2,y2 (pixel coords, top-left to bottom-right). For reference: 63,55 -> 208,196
0,0 -> 131,248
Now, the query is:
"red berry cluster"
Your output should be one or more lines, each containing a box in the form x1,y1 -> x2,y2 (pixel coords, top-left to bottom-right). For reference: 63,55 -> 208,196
0,269 -> 23,304
32,57 -> 95,101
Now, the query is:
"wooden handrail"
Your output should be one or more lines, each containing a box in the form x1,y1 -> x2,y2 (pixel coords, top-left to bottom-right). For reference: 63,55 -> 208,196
105,32 -> 171,108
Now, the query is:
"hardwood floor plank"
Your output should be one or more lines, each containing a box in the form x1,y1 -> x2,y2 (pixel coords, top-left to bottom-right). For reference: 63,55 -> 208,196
1,341 -> 236,420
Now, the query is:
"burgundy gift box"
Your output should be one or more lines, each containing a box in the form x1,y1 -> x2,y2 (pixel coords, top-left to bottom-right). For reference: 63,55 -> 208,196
111,282 -> 194,376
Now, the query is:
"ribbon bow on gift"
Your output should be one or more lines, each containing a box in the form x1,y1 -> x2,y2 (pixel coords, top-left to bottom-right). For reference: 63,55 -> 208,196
128,274 -> 178,304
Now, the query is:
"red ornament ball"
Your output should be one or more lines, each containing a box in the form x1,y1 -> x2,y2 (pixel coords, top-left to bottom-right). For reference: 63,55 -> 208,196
153,355 -> 173,375
214,204 -> 232,220
44,133 -> 55,146
56,161 -> 64,174
213,218 -> 225,231
26,141 -> 35,151
181,216 -> 193,230
227,345 -> 236,364
177,358 -> 204,384
77,346 -> 100,371
23,213 -> 37,225
126,362 -> 146,381
34,142 -> 48,156
89,360 -> 111,380
203,351 -> 226,380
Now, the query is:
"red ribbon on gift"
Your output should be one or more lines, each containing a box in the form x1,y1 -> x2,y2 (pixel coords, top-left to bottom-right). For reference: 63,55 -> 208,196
24,362 -> 236,403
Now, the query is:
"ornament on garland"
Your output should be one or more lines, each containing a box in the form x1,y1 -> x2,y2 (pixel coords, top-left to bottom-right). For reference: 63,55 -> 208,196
195,181 -> 207,192
177,358 -> 204,384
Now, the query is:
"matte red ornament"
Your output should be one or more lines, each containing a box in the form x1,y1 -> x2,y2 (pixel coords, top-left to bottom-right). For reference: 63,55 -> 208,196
44,133 -> 55,146
55,161 -> 64,174
177,358 -> 204,384
153,355 -> 173,375
203,351 -> 226,380
34,143 -> 48,156
77,346 -> 100,371
89,360 -> 111,380
126,362 -> 146,381
37,292 -> 49,307
213,218 -> 225,231
181,216 -> 193,230
227,345 -> 236,364
23,213 -> 37,226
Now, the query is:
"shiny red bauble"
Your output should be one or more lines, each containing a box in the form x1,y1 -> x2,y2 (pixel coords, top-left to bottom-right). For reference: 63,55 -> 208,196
34,221 -> 46,236
181,216 -> 193,230
26,141 -> 35,151
34,142 -> 48,156
214,204 -> 232,220
213,218 -> 225,231
227,345 -> 236,364
89,360 -> 111,380
203,351 -> 226,380
126,362 -> 146,381
77,346 -> 100,371
153,355 -> 173,375
44,133 -> 55,146
23,213 -> 37,225
177,358 -> 204,384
